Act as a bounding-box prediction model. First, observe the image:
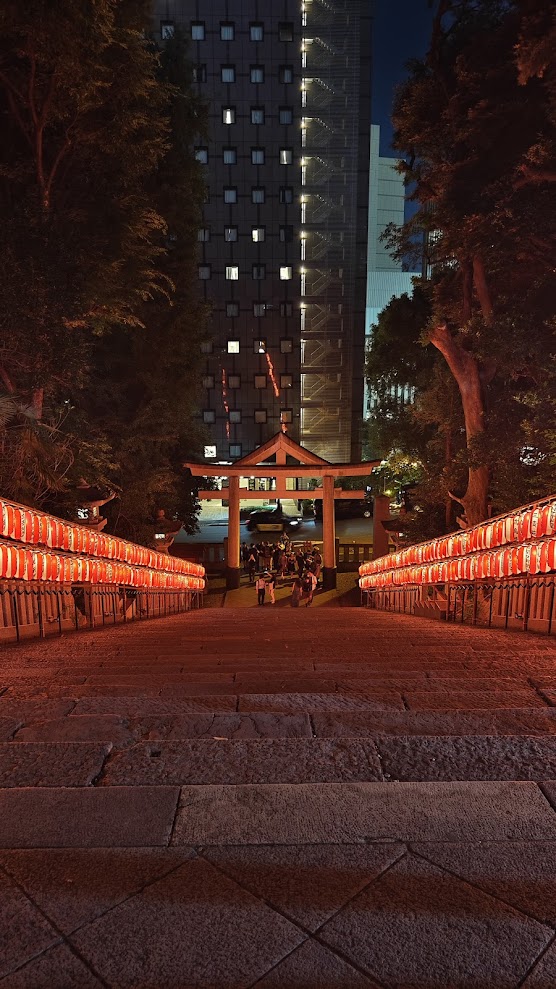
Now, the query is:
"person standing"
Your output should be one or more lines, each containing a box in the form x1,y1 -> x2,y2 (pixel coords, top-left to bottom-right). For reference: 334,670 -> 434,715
266,571 -> 276,605
305,569 -> 318,606
255,573 -> 266,606
291,575 -> 302,607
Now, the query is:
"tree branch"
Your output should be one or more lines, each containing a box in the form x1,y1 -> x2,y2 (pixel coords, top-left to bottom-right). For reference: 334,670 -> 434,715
472,255 -> 494,326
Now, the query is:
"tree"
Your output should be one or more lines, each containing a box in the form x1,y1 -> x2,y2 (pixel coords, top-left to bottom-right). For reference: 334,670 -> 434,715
388,0 -> 556,525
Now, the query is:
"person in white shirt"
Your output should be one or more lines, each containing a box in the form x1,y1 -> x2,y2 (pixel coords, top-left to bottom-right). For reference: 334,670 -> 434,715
255,574 -> 266,605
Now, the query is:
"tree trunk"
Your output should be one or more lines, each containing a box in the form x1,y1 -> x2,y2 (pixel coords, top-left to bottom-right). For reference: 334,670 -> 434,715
430,322 -> 489,526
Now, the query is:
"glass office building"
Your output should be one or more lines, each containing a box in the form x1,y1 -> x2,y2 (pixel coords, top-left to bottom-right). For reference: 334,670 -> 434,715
152,1 -> 372,463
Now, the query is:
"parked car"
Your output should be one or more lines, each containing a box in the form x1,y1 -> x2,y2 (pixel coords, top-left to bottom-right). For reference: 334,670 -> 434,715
246,507 -> 302,532
314,498 -> 373,520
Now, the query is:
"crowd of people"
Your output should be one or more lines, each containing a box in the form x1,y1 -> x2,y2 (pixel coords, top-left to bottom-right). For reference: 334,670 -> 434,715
242,539 -> 322,607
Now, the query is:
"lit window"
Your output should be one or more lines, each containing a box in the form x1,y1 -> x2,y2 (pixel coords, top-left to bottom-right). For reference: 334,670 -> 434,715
229,410 -> 241,423
202,374 -> 214,388
280,374 -> 293,388
224,187 -> 237,204
255,374 -> 267,389
200,340 -> 213,354
280,187 -> 293,204
252,227 -> 265,242
253,302 -> 266,316
280,148 -> 293,165
223,107 -> 235,125
251,187 -> 265,204
279,225 -> 293,242
197,228 -> 210,242
227,340 -> 240,353
223,147 -> 236,164
198,264 -> 211,279
228,374 -> 241,388
220,22 -> 234,40
221,65 -> 235,83
161,21 -> 174,39
279,22 -> 294,41
280,302 -> 293,316
250,65 -> 264,83
279,107 -> 293,125
226,302 -> 239,317
251,148 -> 265,165
255,409 -> 267,423
191,22 -> 205,40
203,410 -> 215,423
252,265 -> 266,280
279,65 -> 293,83
226,265 -> 239,280
195,146 -> 208,163
254,339 -> 266,354
250,23 -> 264,41
192,65 -> 207,83
280,266 -> 293,280
224,226 -> 238,242
281,408 -> 293,424
251,106 -> 265,124
204,444 -> 217,458
230,443 -> 242,458
280,338 -> 293,353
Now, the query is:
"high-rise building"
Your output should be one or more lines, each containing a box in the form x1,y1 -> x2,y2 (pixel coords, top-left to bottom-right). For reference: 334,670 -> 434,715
152,1 -> 372,464
365,124 -> 420,414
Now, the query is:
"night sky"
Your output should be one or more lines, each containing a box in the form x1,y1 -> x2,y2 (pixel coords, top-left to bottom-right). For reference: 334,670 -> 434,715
372,0 -> 434,154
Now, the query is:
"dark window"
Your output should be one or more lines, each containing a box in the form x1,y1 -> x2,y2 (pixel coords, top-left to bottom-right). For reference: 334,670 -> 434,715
280,302 -> 293,317
254,374 -> 267,389
161,21 -> 174,39
279,186 -> 293,204
252,264 -> 266,280
223,147 -> 237,164
281,408 -> 293,423
280,373 -> 293,388
250,22 -> 264,41
253,302 -> 266,316
228,374 -> 241,388
202,374 -> 214,388
255,409 -> 267,423
224,226 -> 238,242
280,338 -> 293,353
230,443 -> 242,457
193,64 -> 207,83
279,107 -> 293,125
251,148 -> 265,165
200,340 -> 213,354
226,302 -> 239,317
191,22 -> 205,40
203,409 -> 215,423
279,225 -> 294,242
279,65 -> 293,83
251,106 -> 265,124
221,65 -> 235,83
224,187 -> 237,204
197,228 -> 210,242
220,22 -> 234,40
229,410 -> 241,423
250,65 -> 264,83
195,146 -> 208,163
198,264 -> 211,279
279,22 -> 294,41
252,187 -> 265,204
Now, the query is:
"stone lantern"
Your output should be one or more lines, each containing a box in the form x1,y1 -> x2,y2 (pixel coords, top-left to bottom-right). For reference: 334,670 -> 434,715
75,481 -> 116,532
150,508 -> 182,554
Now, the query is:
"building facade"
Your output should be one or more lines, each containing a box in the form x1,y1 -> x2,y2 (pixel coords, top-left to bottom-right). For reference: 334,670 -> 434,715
152,0 -> 372,465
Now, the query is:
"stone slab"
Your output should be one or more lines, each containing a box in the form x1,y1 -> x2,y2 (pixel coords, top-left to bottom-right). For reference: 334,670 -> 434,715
411,841 -> 556,926
376,735 -> 556,781
0,716 -> 22,741
204,842 -> 404,931
70,856 -> 305,989
0,700 -> 75,722
103,739 -> 382,785
238,692 -> 405,713
72,695 -> 237,716
0,847 -> 194,935
312,709 -> 556,737
231,679 -> 339,694
0,742 -> 110,787
319,853 -> 551,989
130,713 -> 312,740
0,869 -> 60,980
15,716 -> 133,745
84,672 -> 235,684
252,937 -> 381,988
404,689 -> 547,709
522,941 -> 556,987
0,786 -> 179,847
2,943 -> 105,988
172,781 -> 556,845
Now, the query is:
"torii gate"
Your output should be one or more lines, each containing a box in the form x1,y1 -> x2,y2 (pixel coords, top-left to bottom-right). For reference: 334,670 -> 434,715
184,432 -> 378,590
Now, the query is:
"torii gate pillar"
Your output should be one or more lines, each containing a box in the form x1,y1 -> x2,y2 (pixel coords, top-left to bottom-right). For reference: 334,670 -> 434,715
226,475 -> 241,589
322,473 -> 337,590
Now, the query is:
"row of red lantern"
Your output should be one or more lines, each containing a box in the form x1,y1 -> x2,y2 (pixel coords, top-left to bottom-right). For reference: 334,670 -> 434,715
359,538 -> 556,592
360,498 -> 556,578
0,541 -> 205,590
0,499 -> 204,579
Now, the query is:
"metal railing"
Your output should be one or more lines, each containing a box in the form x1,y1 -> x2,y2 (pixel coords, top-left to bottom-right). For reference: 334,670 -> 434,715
362,575 -> 556,636
0,580 -> 203,645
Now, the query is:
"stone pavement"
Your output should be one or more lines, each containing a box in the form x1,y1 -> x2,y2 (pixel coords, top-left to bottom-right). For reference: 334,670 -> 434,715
2,608 -> 556,986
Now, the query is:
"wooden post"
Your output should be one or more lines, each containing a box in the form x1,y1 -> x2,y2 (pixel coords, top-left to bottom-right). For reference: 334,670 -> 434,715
226,475 -> 241,589
322,473 -> 336,590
